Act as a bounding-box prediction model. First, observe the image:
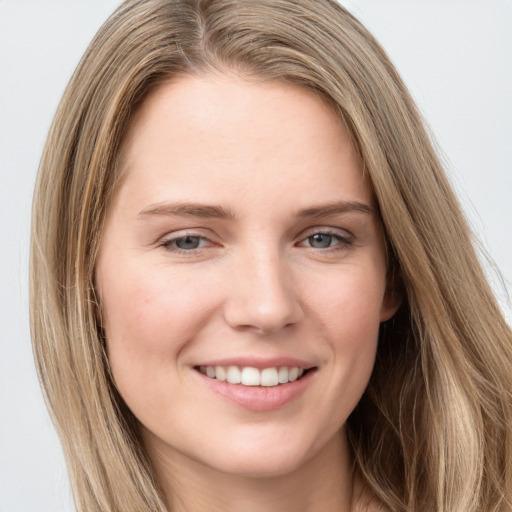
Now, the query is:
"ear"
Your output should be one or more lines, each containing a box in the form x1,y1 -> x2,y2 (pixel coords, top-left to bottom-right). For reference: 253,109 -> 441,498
379,270 -> 402,322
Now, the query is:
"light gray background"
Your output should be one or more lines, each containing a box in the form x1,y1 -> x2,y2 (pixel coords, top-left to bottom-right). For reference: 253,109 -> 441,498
1,1 -> 510,510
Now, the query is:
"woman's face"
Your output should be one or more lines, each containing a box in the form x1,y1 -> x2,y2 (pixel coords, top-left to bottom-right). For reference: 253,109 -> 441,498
96,74 -> 397,478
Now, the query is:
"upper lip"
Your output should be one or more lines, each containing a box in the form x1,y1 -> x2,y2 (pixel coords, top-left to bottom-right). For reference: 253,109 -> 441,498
195,357 -> 317,370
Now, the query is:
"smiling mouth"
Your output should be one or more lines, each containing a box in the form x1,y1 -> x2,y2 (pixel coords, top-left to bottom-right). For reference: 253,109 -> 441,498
196,365 -> 313,387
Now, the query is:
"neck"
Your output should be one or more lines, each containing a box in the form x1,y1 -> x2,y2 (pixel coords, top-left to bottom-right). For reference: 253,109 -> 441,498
146,429 -> 361,512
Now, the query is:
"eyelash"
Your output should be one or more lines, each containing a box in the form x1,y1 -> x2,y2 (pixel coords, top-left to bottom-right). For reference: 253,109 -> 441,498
159,228 -> 353,255
160,233 -> 213,254
297,230 -> 353,251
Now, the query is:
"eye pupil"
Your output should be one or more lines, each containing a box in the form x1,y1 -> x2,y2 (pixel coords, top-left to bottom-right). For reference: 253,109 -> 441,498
309,233 -> 332,248
176,236 -> 201,250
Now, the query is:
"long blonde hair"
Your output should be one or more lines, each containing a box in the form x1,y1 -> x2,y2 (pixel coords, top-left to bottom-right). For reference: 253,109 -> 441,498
30,1 -> 512,510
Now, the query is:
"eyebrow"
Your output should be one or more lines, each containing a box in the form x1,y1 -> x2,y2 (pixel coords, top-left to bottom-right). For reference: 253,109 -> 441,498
138,200 -> 373,220
138,202 -> 236,219
296,201 -> 373,218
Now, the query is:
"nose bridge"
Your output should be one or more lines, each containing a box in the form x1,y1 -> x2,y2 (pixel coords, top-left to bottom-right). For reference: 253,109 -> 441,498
223,241 -> 302,334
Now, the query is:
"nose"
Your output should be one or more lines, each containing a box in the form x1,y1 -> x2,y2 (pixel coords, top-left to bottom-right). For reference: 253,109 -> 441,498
223,248 -> 303,335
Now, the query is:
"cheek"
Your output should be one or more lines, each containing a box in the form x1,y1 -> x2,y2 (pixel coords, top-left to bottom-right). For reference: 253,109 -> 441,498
102,263 -> 209,340
310,267 -> 385,397
98,263 -> 219,398
314,265 -> 386,340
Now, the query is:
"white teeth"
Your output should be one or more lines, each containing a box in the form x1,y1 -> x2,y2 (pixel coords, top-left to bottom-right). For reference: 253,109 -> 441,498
288,367 -> 299,382
241,367 -> 260,386
261,368 -> 279,387
215,366 -> 226,381
200,365 -> 308,387
278,367 -> 289,384
226,365 -> 241,384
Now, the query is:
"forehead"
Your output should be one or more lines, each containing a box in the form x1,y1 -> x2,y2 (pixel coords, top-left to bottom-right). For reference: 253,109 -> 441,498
115,73 -> 371,213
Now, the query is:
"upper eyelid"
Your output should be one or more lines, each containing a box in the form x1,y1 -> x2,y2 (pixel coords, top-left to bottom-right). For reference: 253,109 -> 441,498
159,229 -> 214,242
161,233 -> 209,242
297,226 -> 353,239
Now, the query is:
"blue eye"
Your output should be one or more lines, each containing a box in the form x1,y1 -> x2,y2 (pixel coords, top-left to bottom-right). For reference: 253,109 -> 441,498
300,231 -> 352,249
308,233 -> 336,248
163,235 -> 208,251
175,236 -> 202,250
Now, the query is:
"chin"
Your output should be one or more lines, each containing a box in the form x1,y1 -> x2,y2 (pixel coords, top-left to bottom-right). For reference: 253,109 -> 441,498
195,430 -> 334,479
205,452 -> 307,479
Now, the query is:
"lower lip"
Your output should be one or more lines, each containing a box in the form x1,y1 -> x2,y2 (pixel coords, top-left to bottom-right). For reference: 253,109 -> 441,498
195,370 -> 315,412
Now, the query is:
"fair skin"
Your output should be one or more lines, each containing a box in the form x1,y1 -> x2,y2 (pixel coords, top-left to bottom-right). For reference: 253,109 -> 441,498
95,73 -> 397,512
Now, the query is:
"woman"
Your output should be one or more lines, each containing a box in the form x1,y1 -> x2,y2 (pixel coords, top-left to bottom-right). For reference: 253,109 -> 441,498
30,0 -> 512,511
